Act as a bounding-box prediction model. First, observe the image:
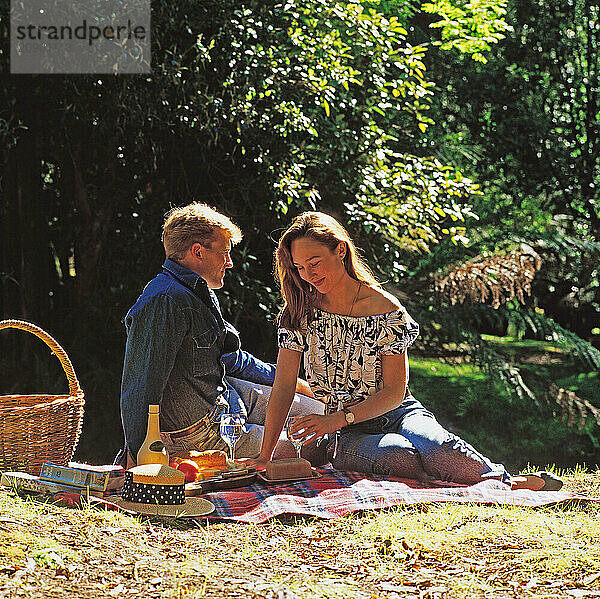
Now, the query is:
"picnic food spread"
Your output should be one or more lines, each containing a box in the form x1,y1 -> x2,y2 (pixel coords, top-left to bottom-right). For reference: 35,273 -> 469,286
170,450 -> 230,483
175,450 -> 257,495
184,449 -> 228,469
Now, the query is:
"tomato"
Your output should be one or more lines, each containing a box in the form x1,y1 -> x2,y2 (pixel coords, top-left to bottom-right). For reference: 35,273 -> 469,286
176,459 -> 200,483
169,457 -> 183,469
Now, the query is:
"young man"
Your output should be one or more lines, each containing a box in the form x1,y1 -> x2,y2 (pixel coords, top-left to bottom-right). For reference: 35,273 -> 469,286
116,203 -> 321,468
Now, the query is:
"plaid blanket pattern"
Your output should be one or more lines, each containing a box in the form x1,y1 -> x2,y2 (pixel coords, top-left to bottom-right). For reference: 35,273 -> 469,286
201,469 -> 595,524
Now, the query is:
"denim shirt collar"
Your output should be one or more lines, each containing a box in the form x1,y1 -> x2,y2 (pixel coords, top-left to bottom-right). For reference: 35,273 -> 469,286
162,259 -> 212,303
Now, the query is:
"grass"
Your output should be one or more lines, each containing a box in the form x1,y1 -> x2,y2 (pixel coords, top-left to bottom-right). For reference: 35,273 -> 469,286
0,469 -> 599,598
480,334 -> 566,353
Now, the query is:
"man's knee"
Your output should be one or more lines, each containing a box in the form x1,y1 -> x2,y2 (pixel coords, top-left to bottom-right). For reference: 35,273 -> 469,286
235,423 -> 264,458
289,393 -> 325,416
226,377 -> 271,417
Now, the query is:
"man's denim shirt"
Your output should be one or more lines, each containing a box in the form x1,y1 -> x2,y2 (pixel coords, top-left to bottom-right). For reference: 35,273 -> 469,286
120,259 -> 276,458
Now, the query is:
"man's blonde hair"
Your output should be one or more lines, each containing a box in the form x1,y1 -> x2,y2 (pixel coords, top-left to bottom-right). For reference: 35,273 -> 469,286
162,203 -> 243,261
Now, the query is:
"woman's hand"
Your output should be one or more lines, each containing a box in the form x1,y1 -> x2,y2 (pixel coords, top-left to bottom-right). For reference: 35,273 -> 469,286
237,455 -> 270,470
288,412 -> 345,444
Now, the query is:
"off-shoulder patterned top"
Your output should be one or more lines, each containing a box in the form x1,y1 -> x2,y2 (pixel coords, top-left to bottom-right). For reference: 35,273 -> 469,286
277,306 -> 419,414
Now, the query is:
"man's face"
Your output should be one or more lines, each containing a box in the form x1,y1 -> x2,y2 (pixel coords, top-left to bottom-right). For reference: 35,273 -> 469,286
197,229 -> 233,289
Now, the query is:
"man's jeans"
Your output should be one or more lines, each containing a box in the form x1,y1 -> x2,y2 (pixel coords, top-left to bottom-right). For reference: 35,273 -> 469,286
160,377 -> 325,459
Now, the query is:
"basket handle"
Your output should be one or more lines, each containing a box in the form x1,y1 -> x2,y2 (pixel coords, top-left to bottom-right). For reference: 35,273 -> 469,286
0,319 -> 83,397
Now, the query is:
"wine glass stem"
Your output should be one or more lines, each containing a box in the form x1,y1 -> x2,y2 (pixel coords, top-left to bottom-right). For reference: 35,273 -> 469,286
296,446 -> 301,459
231,441 -> 236,462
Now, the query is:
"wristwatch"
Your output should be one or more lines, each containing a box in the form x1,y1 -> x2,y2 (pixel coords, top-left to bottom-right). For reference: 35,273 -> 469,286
342,407 -> 355,425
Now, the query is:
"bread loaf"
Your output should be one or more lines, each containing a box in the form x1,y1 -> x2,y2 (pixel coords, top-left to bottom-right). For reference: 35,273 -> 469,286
265,458 -> 312,480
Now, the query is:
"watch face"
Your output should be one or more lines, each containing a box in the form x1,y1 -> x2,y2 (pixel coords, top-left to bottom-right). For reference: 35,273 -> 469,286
345,410 -> 355,424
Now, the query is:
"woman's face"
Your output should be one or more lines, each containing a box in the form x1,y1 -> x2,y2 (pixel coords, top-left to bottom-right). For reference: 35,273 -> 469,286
290,236 -> 347,295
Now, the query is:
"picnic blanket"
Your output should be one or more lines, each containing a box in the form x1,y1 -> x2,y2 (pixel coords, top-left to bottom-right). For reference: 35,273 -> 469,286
200,469 -> 596,523
57,469 -> 597,523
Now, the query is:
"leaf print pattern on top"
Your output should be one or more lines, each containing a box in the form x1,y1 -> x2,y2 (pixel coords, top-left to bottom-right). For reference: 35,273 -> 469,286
277,328 -> 305,353
278,307 -> 419,414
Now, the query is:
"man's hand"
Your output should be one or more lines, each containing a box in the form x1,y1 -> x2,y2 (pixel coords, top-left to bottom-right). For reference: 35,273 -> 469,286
288,412 -> 345,444
295,378 -> 314,398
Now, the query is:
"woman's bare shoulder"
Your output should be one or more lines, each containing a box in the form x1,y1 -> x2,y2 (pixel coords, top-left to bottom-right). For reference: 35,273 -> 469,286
359,286 -> 402,315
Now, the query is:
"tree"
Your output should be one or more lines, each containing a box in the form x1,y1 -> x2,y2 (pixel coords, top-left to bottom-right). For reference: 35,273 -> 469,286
1,0 -> 488,341
417,0 -> 600,338
0,0 -> 501,459
4,0 -> 594,462
382,0 -> 600,452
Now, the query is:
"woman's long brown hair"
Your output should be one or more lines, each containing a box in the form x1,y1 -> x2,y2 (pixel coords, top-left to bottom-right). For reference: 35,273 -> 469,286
275,212 -> 381,331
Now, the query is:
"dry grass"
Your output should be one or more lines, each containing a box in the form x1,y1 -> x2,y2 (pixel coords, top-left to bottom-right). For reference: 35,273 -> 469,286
0,470 -> 599,598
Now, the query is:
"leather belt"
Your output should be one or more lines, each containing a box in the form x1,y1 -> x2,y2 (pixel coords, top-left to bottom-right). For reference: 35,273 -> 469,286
166,401 -> 229,439
168,418 -> 209,439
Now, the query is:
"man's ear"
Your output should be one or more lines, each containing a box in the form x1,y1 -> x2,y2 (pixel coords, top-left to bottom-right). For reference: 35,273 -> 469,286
190,242 -> 204,261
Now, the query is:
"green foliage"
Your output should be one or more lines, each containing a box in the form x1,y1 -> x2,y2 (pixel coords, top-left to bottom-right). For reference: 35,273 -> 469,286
372,0 -> 512,63
192,0 -> 482,256
422,0 -> 600,240
422,0 -> 512,62
556,371 -> 600,404
350,154 -> 478,252
392,0 -> 600,446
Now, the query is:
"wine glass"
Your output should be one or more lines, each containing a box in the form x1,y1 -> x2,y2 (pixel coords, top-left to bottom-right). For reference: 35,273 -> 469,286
286,416 -> 303,459
219,413 -> 245,461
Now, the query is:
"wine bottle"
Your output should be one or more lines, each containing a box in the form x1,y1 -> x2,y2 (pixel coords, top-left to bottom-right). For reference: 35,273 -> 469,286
137,404 -> 169,466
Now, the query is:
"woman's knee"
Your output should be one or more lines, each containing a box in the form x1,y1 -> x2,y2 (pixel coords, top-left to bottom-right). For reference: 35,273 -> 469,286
417,436 -> 505,484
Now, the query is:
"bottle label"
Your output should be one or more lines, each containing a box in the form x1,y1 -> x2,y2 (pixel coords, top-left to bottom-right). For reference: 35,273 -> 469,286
149,440 -> 165,452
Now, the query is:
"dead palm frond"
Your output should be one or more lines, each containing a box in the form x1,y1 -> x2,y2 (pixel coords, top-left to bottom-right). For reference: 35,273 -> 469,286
434,247 -> 542,308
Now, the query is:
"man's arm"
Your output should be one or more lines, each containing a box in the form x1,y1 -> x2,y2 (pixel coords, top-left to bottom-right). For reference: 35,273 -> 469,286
220,320 -> 276,386
221,348 -> 276,386
120,296 -> 187,459
222,348 -> 314,397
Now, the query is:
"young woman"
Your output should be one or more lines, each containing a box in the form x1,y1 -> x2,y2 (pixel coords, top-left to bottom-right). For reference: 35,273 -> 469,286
250,212 -> 562,491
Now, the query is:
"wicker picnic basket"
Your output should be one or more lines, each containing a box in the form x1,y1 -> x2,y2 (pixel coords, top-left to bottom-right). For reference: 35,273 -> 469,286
0,320 -> 85,476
